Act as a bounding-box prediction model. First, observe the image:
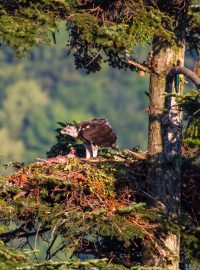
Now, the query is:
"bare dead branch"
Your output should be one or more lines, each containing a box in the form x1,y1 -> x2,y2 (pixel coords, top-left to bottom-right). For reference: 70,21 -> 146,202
169,66 -> 200,89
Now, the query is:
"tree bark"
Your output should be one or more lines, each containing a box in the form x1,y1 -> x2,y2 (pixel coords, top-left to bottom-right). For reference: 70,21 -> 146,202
147,38 -> 185,269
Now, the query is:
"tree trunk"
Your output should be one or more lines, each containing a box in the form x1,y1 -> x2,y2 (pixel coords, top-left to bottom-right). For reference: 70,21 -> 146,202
147,38 -> 185,269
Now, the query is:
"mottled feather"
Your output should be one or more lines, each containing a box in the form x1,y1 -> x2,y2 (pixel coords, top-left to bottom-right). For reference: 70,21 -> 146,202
77,119 -> 117,147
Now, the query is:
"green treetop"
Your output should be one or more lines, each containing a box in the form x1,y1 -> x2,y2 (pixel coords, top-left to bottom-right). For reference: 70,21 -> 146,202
0,1 -> 199,71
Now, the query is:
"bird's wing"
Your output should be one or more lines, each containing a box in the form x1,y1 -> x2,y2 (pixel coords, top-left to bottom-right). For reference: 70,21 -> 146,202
77,119 -> 117,147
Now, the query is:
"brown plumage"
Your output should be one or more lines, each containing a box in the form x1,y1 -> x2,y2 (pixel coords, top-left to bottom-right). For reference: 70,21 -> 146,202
77,119 -> 117,147
61,119 -> 117,158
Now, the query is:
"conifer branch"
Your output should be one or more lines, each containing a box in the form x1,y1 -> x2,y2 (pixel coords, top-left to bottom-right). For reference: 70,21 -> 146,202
0,227 -> 50,242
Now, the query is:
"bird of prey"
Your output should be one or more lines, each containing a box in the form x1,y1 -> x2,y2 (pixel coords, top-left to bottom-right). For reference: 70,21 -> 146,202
60,119 -> 117,158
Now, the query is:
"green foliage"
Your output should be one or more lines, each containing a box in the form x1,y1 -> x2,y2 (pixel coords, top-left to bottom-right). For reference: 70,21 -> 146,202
0,154 -> 162,266
185,118 -> 200,146
0,0 -> 71,56
0,150 -> 200,268
181,227 -> 200,269
22,260 -> 166,270
18,259 -> 123,270
0,256 -> 166,270
0,241 -> 29,269
1,1 -> 199,72
176,91 -> 200,147
47,121 -> 85,158
127,8 -> 175,47
1,237 -> 167,270
68,5 -> 176,72
187,3 -> 200,53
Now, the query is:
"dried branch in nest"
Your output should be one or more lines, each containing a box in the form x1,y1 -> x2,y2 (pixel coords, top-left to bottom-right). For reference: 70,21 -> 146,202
1,150 -> 200,264
36,155 -> 69,164
0,152 -> 161,263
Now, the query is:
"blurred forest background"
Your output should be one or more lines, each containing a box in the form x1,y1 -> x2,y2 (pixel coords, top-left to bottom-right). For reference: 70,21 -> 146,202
0,24 -> 196,175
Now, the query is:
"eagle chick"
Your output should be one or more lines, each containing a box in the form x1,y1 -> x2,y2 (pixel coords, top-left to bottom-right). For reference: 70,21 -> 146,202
60,119 -> 117,158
